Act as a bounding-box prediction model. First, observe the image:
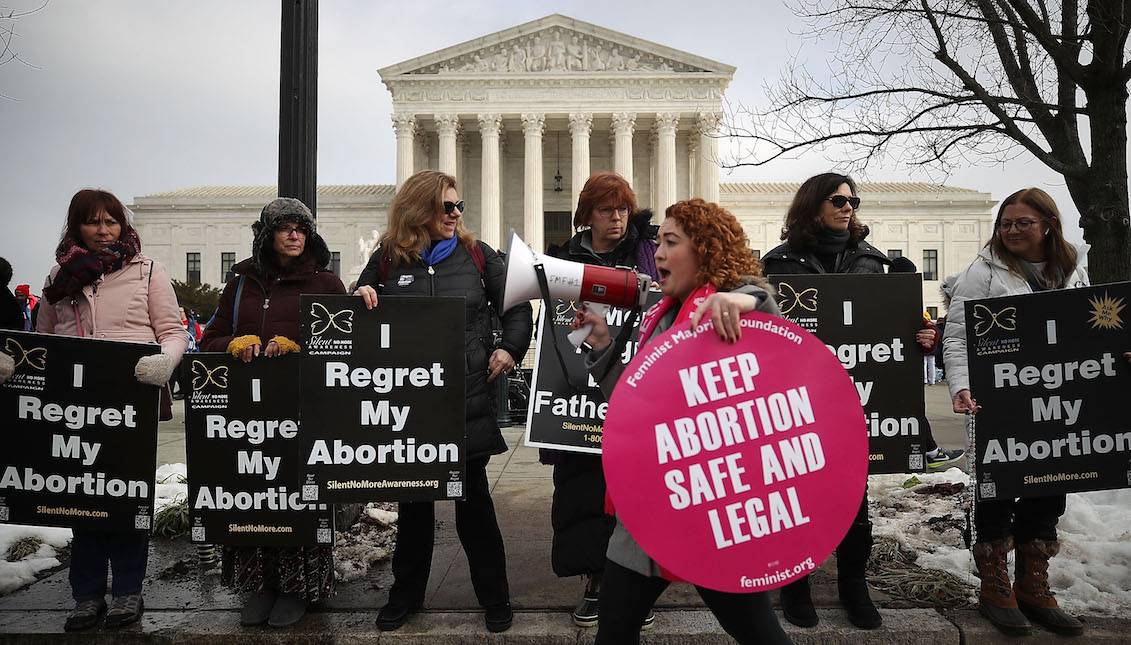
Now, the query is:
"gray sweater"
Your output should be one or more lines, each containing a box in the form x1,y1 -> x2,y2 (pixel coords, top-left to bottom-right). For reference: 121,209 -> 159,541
584,280 -> 781,578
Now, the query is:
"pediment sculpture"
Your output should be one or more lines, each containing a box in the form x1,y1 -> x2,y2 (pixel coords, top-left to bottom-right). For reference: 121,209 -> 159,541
408,28 -> 704,75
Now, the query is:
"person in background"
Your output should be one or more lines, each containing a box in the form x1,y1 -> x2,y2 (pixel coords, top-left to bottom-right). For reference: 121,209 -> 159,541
14,284 -> 38,331
0,257 -> 23,330
3,189 -> 188,630
543,171 -> 659,629
200,197 -> 345,628
354,170 -> 533,634
572,198 -> 791,645
942,188 -> 1099,637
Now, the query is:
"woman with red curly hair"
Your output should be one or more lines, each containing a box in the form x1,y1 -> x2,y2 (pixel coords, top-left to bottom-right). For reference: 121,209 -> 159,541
572,199 -> 791,645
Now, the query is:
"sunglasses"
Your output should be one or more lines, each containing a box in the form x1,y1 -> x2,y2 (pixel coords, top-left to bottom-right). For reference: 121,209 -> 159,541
826,195 -> 861,209
443,200 -> 465,215
274,225 -> 307,237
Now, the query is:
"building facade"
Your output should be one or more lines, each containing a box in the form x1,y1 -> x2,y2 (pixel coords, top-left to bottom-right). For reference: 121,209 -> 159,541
129,14 -> 997,317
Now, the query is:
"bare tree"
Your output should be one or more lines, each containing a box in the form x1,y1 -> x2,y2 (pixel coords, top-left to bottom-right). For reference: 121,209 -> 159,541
726,0 -> 1130,283
0,1 -> 48,100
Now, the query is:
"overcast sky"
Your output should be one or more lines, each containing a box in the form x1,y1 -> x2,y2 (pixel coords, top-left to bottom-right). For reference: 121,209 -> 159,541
0,0 -> 1090,290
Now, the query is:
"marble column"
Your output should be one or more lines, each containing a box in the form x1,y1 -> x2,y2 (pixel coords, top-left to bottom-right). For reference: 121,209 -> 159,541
392,114 -> 416,190
477,113 -> 502,249
611,112 -> 636,188
435,114 -> 460,178
697,112 -> 722,204
688,136 -> 699,199
655,112 -> 679,214
521,113 -> 545,253
569,112 -> 592,217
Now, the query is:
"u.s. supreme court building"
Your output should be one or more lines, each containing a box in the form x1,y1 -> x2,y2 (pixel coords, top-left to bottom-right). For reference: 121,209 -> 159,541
131,14 -> 995,317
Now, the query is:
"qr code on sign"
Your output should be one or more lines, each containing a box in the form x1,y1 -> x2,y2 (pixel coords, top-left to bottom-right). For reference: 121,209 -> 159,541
302,485 -> 319,501
1126,470 -> 1131,486
0,507 -> 8,521
908,454 -> 924,470
980,482 -> 997,499
135,515 -> 151,530
316,528 -> 332,544
447,481 -> 463,498
191,527 -> 205,542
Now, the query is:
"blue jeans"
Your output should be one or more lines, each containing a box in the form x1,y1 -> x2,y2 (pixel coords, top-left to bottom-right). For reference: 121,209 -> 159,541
69,529 -> 150,601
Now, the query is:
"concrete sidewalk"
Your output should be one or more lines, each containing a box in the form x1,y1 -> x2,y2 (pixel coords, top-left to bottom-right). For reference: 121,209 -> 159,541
1,384 -> 1127,643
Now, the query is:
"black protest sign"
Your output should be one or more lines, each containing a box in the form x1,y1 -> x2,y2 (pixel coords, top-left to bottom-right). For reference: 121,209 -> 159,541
524,294 -> 662,453
767,274 -> 927,473
966,282 -> 1131,500
299,295 -> 466,503
0,331 -> 159,530
185,353 -> 334,546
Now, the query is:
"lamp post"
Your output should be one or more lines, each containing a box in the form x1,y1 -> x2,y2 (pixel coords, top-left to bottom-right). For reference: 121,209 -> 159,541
278,0 -> 318,217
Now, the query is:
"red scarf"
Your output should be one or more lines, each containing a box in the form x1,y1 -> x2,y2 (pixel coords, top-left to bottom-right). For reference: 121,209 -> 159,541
606,282 -> 716,582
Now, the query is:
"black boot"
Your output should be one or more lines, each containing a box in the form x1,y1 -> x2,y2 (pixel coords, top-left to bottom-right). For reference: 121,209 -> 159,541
837,520 -> 882,629
779,575 -> 818,627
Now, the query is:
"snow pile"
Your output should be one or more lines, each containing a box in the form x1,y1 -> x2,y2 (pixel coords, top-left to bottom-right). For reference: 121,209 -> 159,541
154,462 -> 189,512
0,524 -> 72,595
869,468 -> 1131,615
334,502 -> 398,582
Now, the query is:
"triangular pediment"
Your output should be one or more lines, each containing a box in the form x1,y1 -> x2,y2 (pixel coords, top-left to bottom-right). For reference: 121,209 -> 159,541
379,14 -> 734,78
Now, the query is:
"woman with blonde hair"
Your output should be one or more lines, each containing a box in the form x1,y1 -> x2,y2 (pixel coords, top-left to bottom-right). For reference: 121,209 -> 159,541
354,170 -> 533,633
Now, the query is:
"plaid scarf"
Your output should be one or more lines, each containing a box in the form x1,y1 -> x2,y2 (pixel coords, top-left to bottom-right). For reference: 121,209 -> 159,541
43,231 -> 142,304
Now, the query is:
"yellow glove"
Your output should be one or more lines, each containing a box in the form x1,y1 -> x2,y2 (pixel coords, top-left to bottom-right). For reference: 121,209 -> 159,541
270,336 -> 301,355
227,335 -> 262,358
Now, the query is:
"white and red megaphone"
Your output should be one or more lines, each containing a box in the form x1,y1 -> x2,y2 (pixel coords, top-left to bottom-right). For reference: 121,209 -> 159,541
502,231 -> 650,346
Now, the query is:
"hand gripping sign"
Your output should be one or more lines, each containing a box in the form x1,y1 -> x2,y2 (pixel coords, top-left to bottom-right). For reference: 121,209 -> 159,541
602,311 -> 867,592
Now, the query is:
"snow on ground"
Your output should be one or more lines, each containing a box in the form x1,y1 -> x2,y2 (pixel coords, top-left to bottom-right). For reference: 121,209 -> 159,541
870,468 -> 1131,615
0,524 -> 73,595
154,462 -> 189,512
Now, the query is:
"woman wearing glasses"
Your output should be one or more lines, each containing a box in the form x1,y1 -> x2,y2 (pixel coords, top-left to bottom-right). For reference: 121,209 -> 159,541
941,188 -> 1090,637
200,197 -> 346,627
543,171 -> 660,629
763,172 -> 912,630
354,170 -> 533,634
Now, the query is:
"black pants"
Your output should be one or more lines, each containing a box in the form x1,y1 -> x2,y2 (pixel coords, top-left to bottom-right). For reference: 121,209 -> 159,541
595,560 -> 791,645
975,494 -> 1066,543
388,457 -> 509,608
69,530 -> 149,602
781,491 -> 871,596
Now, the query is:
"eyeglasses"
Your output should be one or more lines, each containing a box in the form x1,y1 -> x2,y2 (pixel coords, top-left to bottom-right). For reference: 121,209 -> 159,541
595,206 -> 630,219
826,196 -> 861,209
998,219 -> 1038,232
275,225 -> 306,237
443,200 -> 465,215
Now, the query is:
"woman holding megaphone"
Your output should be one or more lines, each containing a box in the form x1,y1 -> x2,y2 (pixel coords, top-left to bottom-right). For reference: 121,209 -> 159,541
572,199 -> 791,645
353,170 -> 533,634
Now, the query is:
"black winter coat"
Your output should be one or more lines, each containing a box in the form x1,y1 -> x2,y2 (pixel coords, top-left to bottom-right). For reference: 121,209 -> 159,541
542,216 -> 658,578
356,241 -> 533,461
763,239 -> 890,276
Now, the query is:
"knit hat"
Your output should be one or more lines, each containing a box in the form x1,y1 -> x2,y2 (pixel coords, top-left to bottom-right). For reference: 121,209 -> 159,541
14,285 -> 30,297
250,197 -> 331,272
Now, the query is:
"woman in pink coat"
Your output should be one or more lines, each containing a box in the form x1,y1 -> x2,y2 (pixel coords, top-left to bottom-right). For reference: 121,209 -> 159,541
35,189 -> 187,630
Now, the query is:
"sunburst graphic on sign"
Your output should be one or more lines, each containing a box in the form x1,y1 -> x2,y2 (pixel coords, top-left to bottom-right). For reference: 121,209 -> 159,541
1087,292 -> 1125,330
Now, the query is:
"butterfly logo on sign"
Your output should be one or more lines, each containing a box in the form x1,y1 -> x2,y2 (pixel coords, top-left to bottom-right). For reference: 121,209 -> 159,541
191,360 -> 229,391
4,338 -> 47,371
777,282 -> 818,315
310,302 -> 354,336
972,304 -> 1017,337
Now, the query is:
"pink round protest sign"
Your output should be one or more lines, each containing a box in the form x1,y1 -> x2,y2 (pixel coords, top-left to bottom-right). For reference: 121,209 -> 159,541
602,311 -> 867,593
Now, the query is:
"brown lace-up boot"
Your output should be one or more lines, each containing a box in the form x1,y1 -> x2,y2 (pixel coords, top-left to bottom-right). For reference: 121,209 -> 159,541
1014,539 -> 1084,636
972,537 -> 1031,636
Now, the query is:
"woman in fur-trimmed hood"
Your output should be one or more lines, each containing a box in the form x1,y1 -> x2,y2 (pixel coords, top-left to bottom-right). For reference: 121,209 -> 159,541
200,197 -> 345,628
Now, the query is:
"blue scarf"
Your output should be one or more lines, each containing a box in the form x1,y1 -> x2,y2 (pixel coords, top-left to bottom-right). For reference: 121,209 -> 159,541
420,236 -> 458,266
